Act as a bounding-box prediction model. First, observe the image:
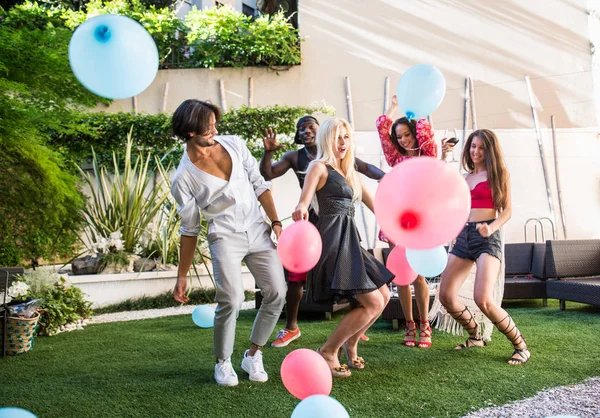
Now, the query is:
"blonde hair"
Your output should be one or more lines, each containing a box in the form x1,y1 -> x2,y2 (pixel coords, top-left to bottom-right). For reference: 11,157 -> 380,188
311,118 -> 362,202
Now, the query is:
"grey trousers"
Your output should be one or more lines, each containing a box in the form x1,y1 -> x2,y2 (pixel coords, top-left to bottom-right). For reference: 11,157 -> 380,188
208,221 -> 286,360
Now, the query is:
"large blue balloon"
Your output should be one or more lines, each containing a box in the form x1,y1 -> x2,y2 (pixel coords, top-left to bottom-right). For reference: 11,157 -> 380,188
291,395 -> 349,418
396,64 -> 446,120
0,408 -> 37,418
192,305 -> 215,328
406,245 -> 448,278
69,14 -> 159,99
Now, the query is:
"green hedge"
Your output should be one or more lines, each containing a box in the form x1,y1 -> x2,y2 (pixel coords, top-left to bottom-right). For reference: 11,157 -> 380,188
49,104 -> 336,169
6,1 -> 301,69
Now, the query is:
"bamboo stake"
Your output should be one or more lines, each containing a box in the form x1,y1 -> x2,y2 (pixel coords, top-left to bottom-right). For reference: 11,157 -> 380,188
219,79 -> 227,112
344,76 -> 355,129
374,76 -> 390,246
162,82 -> 169,113
132,96 -> 138,114
525,75 -> 557,239
344,76 -> 369,245
462,77 -> 469,142
248,77 -> 254,107
468,76 -> 477,130
551,115 -> 568,238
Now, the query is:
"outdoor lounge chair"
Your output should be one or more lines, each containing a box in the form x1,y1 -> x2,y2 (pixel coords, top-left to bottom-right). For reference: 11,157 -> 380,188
544,239 -> 600,310
503,242 -> 548,303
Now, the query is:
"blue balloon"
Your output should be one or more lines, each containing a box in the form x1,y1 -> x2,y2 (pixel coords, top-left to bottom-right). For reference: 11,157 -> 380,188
0,408 -> 37,418
396,64 -> 446,120
69,14 -> 159,99
192,305 -> 215,328
291,395 -> 349,418
406,245 -> 448,277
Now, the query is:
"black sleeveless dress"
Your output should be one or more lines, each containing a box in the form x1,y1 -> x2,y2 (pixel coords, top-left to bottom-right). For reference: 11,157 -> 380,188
295,147 -> 319,225
307,165 -> 394,303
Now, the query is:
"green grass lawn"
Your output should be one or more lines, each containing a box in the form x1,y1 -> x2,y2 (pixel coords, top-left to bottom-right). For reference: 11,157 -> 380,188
1,300 -> 599,418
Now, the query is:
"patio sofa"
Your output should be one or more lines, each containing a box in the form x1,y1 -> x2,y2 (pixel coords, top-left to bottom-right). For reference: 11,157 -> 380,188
381,242 -> 549,329
544,239 -> 600,310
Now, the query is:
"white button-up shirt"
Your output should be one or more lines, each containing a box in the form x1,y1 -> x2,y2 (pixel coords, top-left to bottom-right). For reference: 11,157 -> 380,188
171,135 -> 271,236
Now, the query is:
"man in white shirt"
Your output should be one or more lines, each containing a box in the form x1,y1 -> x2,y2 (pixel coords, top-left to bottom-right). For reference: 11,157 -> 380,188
170,99 -> 286,386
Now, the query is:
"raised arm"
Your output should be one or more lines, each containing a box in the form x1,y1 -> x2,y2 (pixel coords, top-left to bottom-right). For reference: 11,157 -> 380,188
416,118 -> 438,158
355,158 -> 385,180
292,162 -> 327,221
259,128 -> 295,180
376,114 -> 401,167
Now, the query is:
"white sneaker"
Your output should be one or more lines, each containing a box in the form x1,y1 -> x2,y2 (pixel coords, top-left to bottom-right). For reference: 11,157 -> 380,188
241,349 -> 268,382
214,358 -> 239,386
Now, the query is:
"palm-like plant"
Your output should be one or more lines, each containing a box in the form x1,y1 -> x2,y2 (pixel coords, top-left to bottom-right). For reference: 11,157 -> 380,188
79,128 -> 170,253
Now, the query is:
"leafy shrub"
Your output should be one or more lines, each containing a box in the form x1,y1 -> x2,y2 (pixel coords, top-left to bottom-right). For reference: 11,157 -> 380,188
49,104 -> 336,170
8,1 -> 300,69
79,130 -> 170,254
185,5 -> 301,68
0,137 -> 85,266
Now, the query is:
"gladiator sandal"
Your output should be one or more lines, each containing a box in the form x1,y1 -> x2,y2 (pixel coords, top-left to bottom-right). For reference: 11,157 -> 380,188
447,306 -> 486,350
493,314 -> 531,365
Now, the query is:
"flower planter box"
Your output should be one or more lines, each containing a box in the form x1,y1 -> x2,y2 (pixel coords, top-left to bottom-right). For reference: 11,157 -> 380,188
69,266 -> 256,308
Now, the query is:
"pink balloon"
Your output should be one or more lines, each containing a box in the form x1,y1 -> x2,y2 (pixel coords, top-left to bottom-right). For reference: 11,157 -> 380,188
277,220 -> 322,273
281,348 -> 332,399
387,246 -> 418,286
374,157 -> 470,249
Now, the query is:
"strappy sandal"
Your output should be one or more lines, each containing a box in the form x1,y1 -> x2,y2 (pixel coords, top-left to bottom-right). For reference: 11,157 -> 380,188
493,314 -> 531,365
317,347 -> 351,378
455,336 -> 487,350
403,320 -> 417,347
448,306 -> 486,350
508,347 -> 531,365
341,342 -> 365,369
418,320 -> 432,349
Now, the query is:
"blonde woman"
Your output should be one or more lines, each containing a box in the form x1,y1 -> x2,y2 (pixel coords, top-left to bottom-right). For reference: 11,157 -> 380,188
438,129 -> 530,365
292,118 -> 393,378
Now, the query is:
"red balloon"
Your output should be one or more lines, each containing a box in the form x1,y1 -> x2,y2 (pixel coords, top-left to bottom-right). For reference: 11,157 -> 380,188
374,157 -> 470,249
386,246 -> 418,286
277,220 -> 322,273
281,348 -> 332,400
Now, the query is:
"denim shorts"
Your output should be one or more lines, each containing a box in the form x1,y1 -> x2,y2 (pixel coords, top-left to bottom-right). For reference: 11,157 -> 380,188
450,219 -> 502,261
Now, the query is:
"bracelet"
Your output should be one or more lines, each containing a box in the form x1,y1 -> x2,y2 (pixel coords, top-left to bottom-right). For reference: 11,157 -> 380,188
271,220 -> 282,229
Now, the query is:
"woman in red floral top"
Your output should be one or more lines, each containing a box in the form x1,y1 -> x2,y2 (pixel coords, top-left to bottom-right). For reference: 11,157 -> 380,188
376,95 -> 454,349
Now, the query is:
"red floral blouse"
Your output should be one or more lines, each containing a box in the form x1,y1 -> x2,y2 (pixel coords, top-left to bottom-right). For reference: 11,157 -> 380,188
375,115 -> 438,166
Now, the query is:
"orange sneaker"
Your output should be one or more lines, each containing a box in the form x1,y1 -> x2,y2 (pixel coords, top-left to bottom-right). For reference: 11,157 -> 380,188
359,334 -> 369,342
271,328 -> 301,348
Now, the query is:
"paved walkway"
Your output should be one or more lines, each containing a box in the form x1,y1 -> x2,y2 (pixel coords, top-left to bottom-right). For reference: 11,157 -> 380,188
90,300 -> 255,324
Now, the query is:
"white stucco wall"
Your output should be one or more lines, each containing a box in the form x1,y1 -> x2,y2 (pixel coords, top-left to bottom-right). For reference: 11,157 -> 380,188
101,0 -> 597,131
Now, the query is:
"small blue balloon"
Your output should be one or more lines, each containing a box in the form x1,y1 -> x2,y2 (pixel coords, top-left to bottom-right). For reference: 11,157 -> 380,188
406,245 -> 448,277
396,64 -> 446,120
291,395 -> 349,418
192,305 -> 215,328
69,14 -> 159,99
0,408 -> 37,418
